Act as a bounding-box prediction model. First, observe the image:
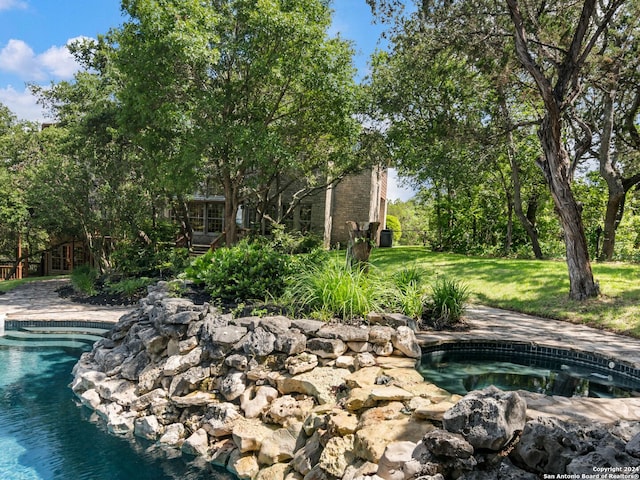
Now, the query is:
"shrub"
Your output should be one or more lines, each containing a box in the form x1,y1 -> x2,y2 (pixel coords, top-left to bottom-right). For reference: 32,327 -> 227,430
283,260 -> 390,321
185,239 -> 293,301
385,215 -> 402,243
70,265 -> 98,296
269,224 -> 323,254
423,276 -> 470,327
105,277 -> 154,298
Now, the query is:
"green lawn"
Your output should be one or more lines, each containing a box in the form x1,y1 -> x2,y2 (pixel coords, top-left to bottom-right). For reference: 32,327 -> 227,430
0,276 -> 65,294
370,246 -> 640,338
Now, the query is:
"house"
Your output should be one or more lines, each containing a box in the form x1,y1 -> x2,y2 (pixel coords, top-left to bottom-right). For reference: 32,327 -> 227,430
185,165 -> 388,250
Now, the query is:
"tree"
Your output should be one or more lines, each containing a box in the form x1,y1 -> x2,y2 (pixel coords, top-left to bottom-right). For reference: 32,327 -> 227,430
112,0 -> 360,246
368,0 -> 640,299
385,214 -> 402,243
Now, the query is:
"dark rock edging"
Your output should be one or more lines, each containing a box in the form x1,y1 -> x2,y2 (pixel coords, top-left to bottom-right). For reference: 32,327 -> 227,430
71,282 -> 640,480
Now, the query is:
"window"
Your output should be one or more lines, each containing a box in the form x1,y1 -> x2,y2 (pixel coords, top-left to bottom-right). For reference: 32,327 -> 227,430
206,203 -> 224,234
300,204 -> 312,233
189,204 -> 205,232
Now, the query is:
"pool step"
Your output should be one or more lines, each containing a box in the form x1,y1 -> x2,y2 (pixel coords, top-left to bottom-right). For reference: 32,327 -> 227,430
4,330 -> 105,343
0,323 -> 110,349
0,336 -> 95,349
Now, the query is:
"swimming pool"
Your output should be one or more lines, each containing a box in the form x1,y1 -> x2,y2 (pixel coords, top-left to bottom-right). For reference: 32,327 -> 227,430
0,332 -> 229,480
420,342 -> 640,398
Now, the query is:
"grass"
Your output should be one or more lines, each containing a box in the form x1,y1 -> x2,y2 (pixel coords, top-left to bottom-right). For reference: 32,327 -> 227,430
370,247 -> 640,337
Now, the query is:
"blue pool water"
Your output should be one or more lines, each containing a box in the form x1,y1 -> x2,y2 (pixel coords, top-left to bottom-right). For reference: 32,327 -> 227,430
0,340 -> 228,480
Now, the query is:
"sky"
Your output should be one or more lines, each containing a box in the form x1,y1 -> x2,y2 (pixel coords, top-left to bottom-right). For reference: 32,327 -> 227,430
0,0 -> 414,200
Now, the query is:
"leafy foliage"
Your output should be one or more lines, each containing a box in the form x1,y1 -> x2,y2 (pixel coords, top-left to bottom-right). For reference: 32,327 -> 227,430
185,239 -> 294,302
385,214 -> 402,243
423,276 -> 470,327
70,265 -> 99,296
282,259 -> 390,321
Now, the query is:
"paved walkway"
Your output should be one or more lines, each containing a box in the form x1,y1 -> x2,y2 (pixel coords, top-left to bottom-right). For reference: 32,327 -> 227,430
417,305 -> 640,370
0,278 -> 133,324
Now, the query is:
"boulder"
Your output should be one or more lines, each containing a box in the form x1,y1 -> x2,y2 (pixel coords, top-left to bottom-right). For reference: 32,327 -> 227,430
228,451 -> 260,480
95,378 -> 138,406
134,415 -> 163,440
376,441 -> 416,480
240,385 -> 280,419
163,347 -> 204,376
327,410 -> 359,435
159,423 -> 185,447
355,417 -> 435,462
258,428 -> 299,465
276,367 -> 350,405
316,325 -> 369,342
171,391 -> 217,408
285,353 -> 319,375
131,388 -> 168,412
210,438 -> 236,468
203,402 -> 241,438
266,395 -> 315,426
306,338 -> 347,359
423,429 -> 474,459
290,319 -> 325,335
628,432 -> 640,457
168,365 -> 210,396
318,434 -> 356,478
255,463 -> 291,480
260,316 -> 292,335
275,330 -> 307,355
219,369 -> 247,401
443,386 -> 526,451
240,327 -> 277,357
345,366 -> 383,389
368,326 -> 394,345
291,431 -> 323,475
79,389 -> 101,410
354,352 -> 377,369
232,418 -> 276,453
391,326 -> 421,359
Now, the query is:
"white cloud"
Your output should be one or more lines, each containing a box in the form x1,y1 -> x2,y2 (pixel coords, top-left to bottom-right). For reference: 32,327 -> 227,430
0,37 -> 87,82
0,85 -> 45,122
0,0 -> 28,11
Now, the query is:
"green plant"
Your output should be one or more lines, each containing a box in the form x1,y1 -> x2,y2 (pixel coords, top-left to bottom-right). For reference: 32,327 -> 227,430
105,276 -> 154,297
185,239 -> 293,301
385,215 -> 402,243
424,276 -> 470,327
70,265 -> 98,296
393,266 -> 424,294
283,260 -> 390,321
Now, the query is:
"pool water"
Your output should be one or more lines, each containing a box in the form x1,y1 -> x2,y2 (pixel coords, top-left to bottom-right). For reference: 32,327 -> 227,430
420,348 -> 640,398
0,340 -> 229,480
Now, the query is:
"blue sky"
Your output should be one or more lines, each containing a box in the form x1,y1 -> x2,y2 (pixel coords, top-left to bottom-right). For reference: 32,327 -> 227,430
0,0 -> 414,200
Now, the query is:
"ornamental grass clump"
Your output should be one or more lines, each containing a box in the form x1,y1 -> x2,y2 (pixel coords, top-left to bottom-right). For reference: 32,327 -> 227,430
392,266 -> 426,319
424,276 -> 470,327
283,260 -> 389,321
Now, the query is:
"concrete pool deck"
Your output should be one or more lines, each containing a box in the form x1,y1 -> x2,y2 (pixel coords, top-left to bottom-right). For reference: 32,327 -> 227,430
0,278 -> 133,325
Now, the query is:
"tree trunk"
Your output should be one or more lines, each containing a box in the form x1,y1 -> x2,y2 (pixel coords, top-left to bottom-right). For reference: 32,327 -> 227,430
223,180 -> 239,246
507,0 -> 600,299
498,93 -> 544,259
538,118 -> 599,300
346,221 -> 380,267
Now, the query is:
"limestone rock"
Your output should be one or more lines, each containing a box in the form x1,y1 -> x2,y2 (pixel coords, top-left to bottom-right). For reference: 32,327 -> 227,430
391,326 -> 421,359
375,356 -> 418,369
210,438 -> 236,467
228,451 -> 260,480
346,341 -> 370,353
258,428 -> 299,465
255,463 -> 290,480
306,338 -> 347,359
370,386 -> 414,402
171,391 -> 217,408
266,395 -> 315,425
355,416 -> 435,462
208,325 -> 248,345
368,326 -> 394,345
383,367 -> 425,387
166,310 -> 201,325
159,423 -> 185,446
220,369 -> 247,401
96,378 -> 138,406
316,325 -> 369,342
203,403 -> 241,438
241,327 -> 277,357
318,434 -> 355,477
260,316 -> 292,335
79,389 -> 101,410
120,350 -> 150,381
163,346 -> 204,376
285,353 -> 319,375
345,387 -> 377,412
354,352 -> 377,369
291,431 -> 323,475
131,388 -> 169,411
290,319 -> 325,335
327,410 -> 359,435
241,385 -> 280,419
226,353 -> 249,371
168,365 -> 210,397
345,366 -> 383,389
443,386 -> 526,451
136,364 -> 164,395
627,432 -> 640,457
232,418 -> 276,453
134,414 -> 163,440
276,367 -> 350,405
423,429 -> 474,459
372,342 -> 393,356
335,355 -> 355,369
275,330 -> 307,355
376,441 -> 416,480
